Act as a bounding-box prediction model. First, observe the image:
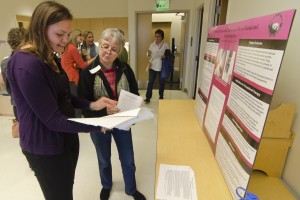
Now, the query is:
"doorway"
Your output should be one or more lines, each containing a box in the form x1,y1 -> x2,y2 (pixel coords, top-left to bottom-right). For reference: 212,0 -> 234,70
136,12 -> 188,91
152,22 -> 179,90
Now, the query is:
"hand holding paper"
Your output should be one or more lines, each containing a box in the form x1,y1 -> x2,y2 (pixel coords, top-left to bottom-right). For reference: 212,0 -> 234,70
107,106 -> 120,115
69,90 -> 154,130
90,97 -> 117,111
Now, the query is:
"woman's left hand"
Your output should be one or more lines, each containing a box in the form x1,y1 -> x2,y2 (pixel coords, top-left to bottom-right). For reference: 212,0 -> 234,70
90,97 -> 117,111
73,63 -> 79,69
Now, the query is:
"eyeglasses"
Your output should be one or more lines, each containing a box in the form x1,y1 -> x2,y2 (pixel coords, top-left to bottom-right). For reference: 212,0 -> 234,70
100,44 -> 119,54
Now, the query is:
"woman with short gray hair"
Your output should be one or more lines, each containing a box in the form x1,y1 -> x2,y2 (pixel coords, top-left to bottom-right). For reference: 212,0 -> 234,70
78,28 -> 146,200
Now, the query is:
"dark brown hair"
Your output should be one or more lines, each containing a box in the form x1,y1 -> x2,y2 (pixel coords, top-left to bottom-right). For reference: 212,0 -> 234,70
7,27 -> 26,51
22,1 -> 73,69
155,29 -> 164,40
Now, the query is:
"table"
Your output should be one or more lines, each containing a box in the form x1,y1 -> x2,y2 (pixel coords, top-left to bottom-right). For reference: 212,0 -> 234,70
155,99 -> 296,200
155,100 -> 232,199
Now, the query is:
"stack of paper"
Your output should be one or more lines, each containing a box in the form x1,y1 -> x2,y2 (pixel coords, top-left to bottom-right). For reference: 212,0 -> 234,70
156,164 -> 198,200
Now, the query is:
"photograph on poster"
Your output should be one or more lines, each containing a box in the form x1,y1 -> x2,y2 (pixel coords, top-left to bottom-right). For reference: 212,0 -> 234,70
214,48 -> 226,78
221,50 -> 235,84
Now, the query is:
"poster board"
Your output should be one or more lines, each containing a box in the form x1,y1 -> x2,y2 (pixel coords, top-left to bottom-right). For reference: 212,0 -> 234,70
194,9 -> 295,200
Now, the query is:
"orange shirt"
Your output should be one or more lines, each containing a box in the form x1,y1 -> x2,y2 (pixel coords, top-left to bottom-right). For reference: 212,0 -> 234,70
61,43 -> 89,85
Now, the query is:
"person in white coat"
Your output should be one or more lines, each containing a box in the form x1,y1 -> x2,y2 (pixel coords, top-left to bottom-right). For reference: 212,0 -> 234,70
144,29 -> 169,103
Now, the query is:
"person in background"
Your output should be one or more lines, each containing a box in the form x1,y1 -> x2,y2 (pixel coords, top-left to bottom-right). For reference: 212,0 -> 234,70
81,30 -> 99,61
117,29 -> 129,63
144,29 -> 169,103
61,29 -> 96,86
6,1 -> 117,200
1,27 -> 25,119
77,28 -> 146,200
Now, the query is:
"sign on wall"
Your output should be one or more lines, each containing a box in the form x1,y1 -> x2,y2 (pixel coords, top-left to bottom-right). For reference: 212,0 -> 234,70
195,9 -> 295,200
156,0 -> 169,10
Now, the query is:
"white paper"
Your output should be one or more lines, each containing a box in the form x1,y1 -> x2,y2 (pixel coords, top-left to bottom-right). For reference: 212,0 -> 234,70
156,164 -> 198,200
116,107 -> 154,130
68,90 -> 153,130
108,107 -> 141,117
117,89 -> 143,112
69,108 -> 141,129
69,115 -> 135,129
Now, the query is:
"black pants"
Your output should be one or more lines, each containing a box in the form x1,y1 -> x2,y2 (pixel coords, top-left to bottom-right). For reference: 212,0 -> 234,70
13,106 -> 18,120
146,69 -> 165,100
23,134 -> 79,200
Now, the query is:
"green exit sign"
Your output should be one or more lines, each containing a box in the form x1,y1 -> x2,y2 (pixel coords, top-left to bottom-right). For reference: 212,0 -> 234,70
156,0 -> 169,10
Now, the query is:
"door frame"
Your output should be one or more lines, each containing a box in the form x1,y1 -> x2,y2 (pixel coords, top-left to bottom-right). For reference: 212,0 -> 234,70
136,11 -> 189,90
192,5 -> 204,99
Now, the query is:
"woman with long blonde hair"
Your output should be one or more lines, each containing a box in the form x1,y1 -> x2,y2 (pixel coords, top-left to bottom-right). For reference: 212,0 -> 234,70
6,2 -> 116,199
61,29 -> 96,86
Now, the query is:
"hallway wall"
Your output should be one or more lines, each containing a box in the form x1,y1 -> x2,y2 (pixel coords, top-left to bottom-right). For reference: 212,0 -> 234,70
0,0 -> 128,63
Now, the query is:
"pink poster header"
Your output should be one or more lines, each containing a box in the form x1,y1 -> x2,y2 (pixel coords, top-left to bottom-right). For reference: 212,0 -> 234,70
208,9 -> 295,41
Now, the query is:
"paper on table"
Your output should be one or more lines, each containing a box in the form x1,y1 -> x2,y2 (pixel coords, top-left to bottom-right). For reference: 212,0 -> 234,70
117,89 -> 143,112
156,164 -> 198,200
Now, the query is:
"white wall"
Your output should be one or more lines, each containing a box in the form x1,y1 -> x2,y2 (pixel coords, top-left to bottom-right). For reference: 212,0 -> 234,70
59,0 -> 128,18
0,0 -> 128,61
226,1 -> 300,198
0,1 -> 38,61
191,0 -> 217,97
0,0 -> 196,95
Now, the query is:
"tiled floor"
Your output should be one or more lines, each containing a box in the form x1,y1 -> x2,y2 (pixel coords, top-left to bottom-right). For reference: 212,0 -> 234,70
0,89 -> 191,200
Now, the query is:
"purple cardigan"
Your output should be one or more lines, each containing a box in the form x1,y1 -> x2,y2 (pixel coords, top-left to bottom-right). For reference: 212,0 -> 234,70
7,51 -> 101,155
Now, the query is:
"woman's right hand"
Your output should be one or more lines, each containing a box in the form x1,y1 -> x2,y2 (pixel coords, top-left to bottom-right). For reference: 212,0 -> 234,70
82,49 -> 87,55
101,127 -> 110,133
147,50 -> 152,58
107,106 -> 120,115
86,54 -> 91,60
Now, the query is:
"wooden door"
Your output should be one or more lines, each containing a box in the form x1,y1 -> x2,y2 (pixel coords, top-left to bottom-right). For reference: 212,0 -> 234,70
137,13 -> 152,89
16,15 -> 31,29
